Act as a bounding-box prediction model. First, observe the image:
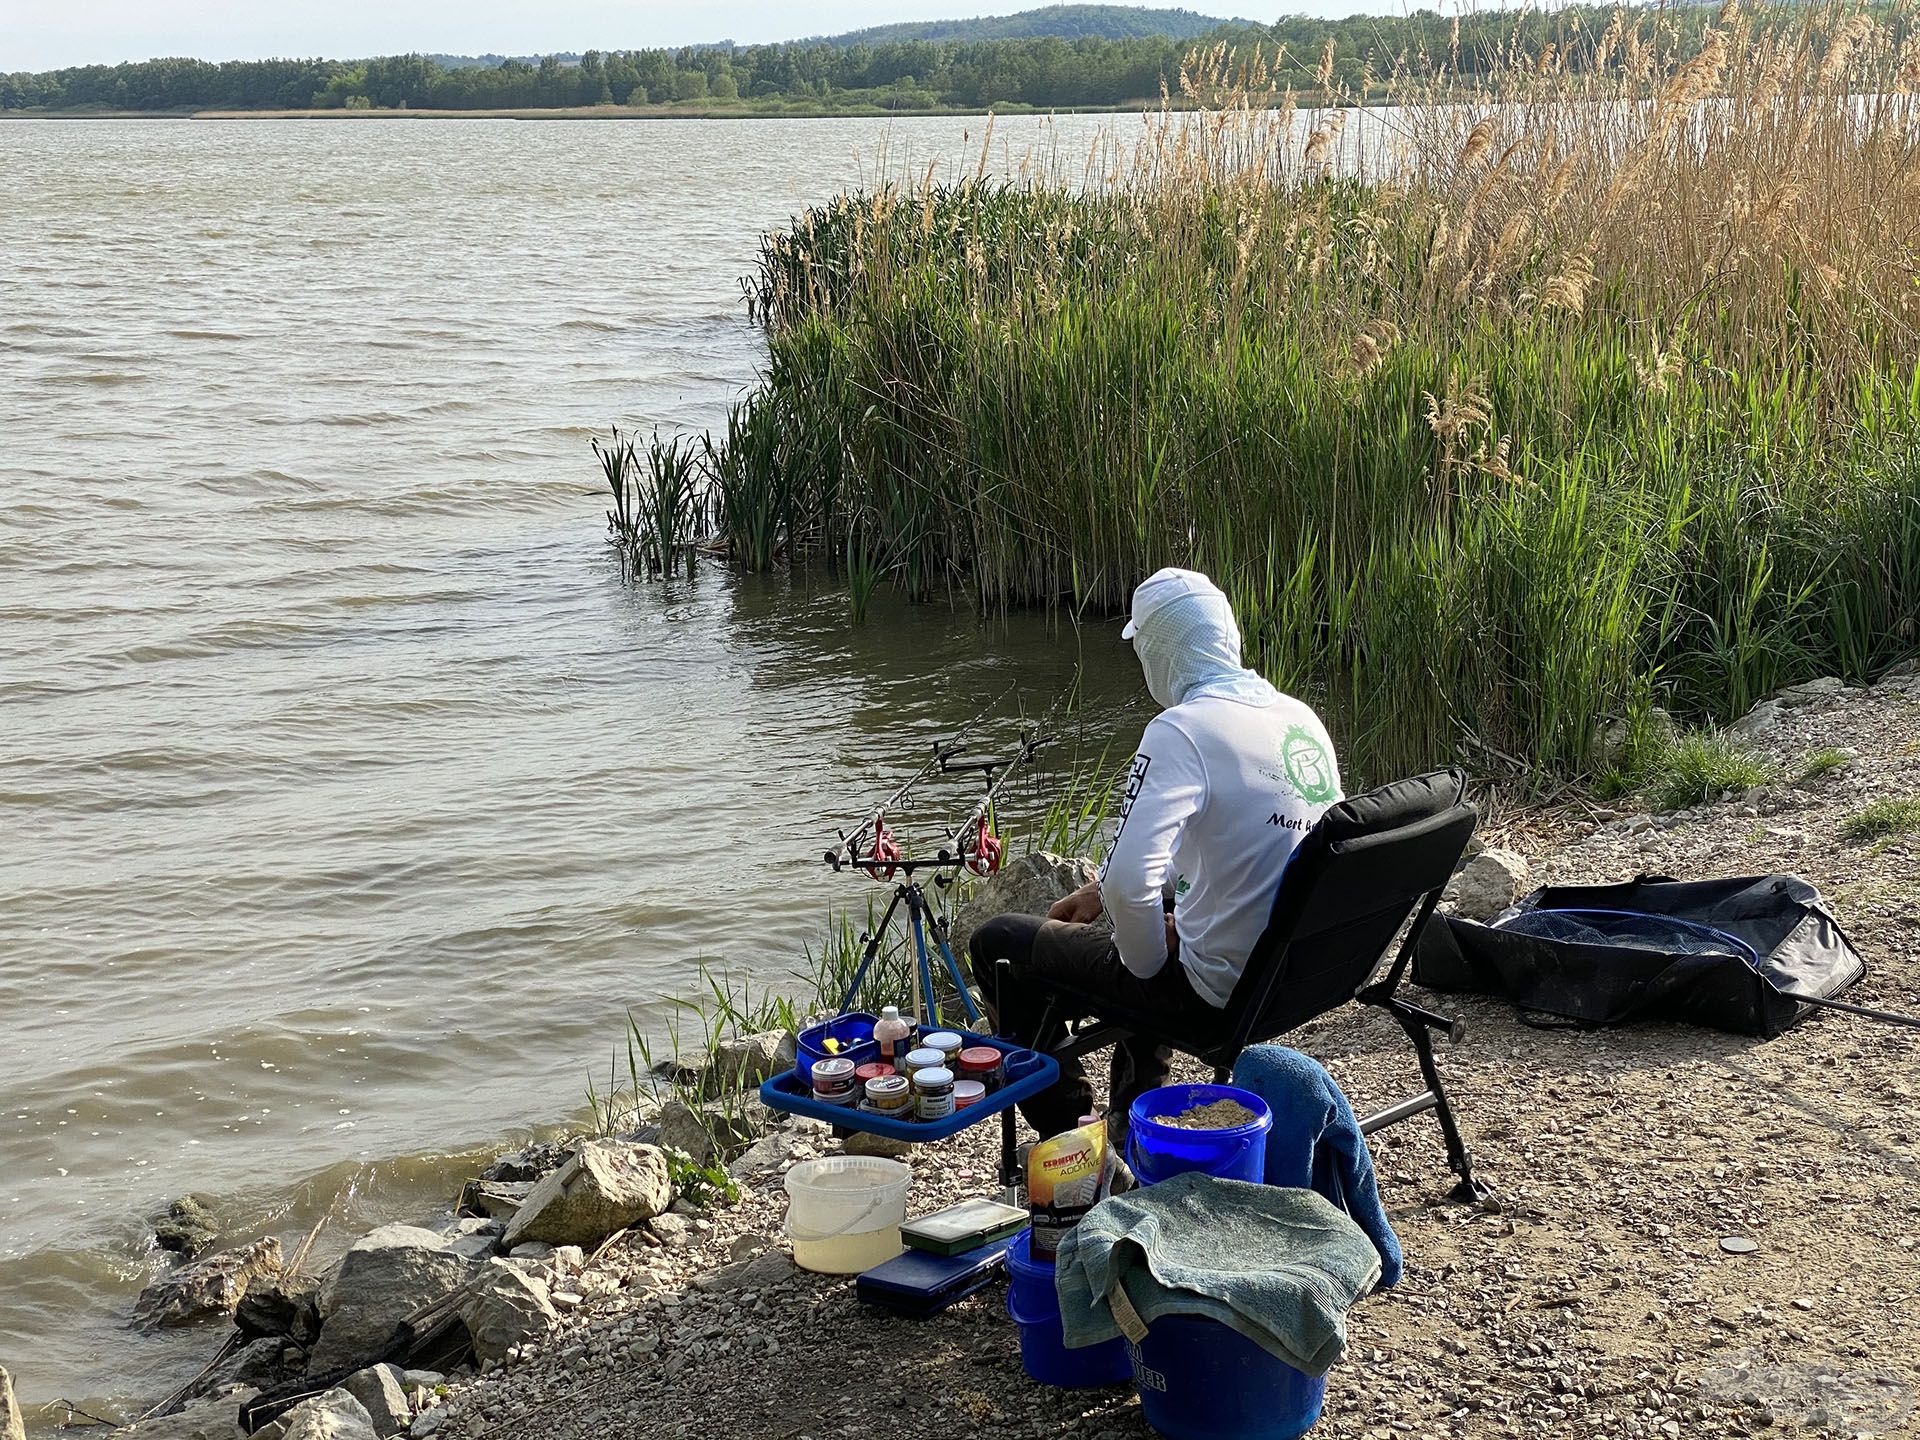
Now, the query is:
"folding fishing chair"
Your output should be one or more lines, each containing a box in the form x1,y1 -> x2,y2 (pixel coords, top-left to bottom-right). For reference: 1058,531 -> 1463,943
1025,768 -> 1487,1201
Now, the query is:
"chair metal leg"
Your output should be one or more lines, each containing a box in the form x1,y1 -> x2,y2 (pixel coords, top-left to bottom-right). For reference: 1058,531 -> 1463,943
1380,997 -> 1488,1203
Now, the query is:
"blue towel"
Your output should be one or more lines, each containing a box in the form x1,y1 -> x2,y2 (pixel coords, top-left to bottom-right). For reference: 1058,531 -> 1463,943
1230,1044 -> 1403,1287
1055,1173 -> 1380,1375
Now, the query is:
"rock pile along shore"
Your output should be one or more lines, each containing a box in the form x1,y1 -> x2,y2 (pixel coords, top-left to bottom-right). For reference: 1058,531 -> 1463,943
31,667 -> 1919,1440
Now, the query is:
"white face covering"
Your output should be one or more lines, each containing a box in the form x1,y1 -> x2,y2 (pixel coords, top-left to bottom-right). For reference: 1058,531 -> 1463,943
1131,591 -> 1278,710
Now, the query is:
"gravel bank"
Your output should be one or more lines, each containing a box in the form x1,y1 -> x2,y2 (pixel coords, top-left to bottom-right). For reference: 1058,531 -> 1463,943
428,671 -> 1920,1440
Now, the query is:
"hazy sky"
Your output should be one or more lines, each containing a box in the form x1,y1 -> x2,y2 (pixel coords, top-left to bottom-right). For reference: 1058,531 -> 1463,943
8,2 -> 1397,72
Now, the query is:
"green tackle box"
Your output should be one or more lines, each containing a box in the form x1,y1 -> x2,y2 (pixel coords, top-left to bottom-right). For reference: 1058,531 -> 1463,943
899,1197 -> 1029,1257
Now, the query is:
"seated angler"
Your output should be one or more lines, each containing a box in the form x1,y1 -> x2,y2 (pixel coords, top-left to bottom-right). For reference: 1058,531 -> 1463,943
970,567 -> 1344,1140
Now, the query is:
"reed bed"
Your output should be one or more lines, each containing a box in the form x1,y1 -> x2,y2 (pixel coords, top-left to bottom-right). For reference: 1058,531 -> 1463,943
713,2 -> 1920,786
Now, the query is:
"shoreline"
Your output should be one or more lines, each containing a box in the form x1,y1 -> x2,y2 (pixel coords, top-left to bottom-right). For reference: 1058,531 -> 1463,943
3,104 -> 1084,122
54,667 -> 1920,1438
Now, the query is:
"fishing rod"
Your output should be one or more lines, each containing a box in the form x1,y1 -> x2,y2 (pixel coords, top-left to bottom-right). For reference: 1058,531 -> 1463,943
822,684 -> 1018,875
942,727 -> 1053,875
821,716 -> 1051,1027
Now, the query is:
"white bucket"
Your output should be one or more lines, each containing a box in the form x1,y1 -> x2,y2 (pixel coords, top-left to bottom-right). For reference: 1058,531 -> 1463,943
783,1155 -> 911,1274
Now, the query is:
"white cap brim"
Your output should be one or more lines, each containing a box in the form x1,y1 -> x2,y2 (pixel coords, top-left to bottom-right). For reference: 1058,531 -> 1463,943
1121,618 -> 1138,640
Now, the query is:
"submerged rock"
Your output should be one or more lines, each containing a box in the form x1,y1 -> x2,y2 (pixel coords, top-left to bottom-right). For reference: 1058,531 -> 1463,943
135,1238 -> 283,1329
502,1139 -> 673,1249
154,1196 -> 221,1259
949,851 -> 1098,959
458,1260 -> 560,1365
309,1227 -> 476,1376
235,1272 -> 322,1347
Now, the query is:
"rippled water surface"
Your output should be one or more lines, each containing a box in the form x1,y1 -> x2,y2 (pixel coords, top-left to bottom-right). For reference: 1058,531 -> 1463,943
0,115 -> 1139,1415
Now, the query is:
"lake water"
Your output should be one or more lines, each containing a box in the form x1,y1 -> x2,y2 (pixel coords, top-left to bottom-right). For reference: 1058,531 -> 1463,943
0,115 -> 1146,1417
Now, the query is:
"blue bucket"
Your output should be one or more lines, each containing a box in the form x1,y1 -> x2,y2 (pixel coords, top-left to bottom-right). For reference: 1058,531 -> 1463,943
1131,1314 -> 1326,1440
1004,1229 -> 1131,1389
1126,1083 -> 1272,1187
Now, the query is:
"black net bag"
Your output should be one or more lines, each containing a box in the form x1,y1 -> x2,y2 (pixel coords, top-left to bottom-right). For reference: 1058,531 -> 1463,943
1413,874 -> 1867,1037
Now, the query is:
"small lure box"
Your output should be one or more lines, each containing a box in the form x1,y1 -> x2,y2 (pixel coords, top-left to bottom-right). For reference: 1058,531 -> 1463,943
899,1198 -> 1029,1257
855,1235 -> 1014,1319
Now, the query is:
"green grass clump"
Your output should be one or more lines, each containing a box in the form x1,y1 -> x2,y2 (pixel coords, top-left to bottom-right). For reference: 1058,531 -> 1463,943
1597,718 -> 1774,812
1798,748 -> 1853,782
1643,732 -> 1775,813
1840,798 -> 1920,844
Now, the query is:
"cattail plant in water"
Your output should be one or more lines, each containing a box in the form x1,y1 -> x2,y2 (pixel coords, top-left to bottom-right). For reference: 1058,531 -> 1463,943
639,428 -> 703,580
593,426 -> 702,579
593,427 -> 643,555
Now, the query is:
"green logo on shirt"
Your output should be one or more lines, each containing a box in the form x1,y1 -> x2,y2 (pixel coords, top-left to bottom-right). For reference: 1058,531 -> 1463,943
1281,726 -> 1337,803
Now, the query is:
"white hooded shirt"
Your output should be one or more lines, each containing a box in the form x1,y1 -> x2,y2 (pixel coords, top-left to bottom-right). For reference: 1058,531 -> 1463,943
1101,577 -> 1343,1007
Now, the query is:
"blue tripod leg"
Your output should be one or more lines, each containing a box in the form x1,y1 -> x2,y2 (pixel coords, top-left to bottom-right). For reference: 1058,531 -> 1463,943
928,911 -> 982,1026
838,885 -> 906,1016
907,890 -> 938,1028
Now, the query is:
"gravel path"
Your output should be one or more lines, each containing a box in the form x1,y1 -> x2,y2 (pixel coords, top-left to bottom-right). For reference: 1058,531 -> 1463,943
431,671 -> 1920,1440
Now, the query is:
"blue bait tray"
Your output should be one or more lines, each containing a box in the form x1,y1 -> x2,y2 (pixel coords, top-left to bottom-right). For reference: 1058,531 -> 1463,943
759,1030 -> 1057,1143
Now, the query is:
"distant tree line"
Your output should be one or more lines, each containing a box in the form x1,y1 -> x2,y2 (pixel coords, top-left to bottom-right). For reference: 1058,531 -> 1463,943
0,10 -> 1731,114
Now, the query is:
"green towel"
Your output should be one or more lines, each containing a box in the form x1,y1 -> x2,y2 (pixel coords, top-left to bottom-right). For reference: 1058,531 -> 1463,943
1054,1172 -> 1381,1376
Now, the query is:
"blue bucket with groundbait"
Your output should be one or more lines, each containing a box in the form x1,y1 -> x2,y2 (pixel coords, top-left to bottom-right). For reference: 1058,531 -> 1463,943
1131,1314 -> 1326,1440
1004,1229 -> 1132,1388
1126,1083 -> 1272,1186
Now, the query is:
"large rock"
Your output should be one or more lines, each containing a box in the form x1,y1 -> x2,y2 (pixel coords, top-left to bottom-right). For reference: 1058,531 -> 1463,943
115,1395 -> 251,1439
478,1140 -> 574,1185
340,1366 -> 411,1438
1443,849 -> 1531,921
235,1272 -> 321,1346
255,1391 -> 376,1440
458,1261 -> 560,1365
654,1098 -> 765,1166
154,1196 -> 221,1259
135,1238 -> 284,1328
309,1227 -> 476,1375
949,851 -> 1098,959
727,1129 -> 810,1182
1775,675 -> 1845,708
706,1030 -> 796,1095
1,1365 -> 24,1440
455,1179 -> 530,1222
1728,697 -> 1783,741
501,1140 -> 673,1249
689,1248 -> 793,1294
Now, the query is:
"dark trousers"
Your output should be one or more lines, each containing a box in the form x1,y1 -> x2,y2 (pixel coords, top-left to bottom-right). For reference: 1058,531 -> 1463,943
969,912 -> 1226,1139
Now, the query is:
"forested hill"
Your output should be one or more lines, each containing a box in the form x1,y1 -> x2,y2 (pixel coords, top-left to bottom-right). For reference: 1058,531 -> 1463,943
0,7 -> 1719,115
815,5 -> 1250,46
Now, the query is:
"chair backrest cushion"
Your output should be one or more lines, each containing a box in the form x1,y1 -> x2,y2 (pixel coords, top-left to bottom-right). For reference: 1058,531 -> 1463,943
1223,768 -> 1476,1047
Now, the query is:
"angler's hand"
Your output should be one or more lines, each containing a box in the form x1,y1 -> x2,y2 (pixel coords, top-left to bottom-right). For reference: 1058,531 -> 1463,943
1164,912 -> 1179,959
1048,879 -> 1104,924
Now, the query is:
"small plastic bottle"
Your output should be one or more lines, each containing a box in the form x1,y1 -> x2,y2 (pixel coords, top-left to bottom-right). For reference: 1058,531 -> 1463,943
873,1005 -> 913,1068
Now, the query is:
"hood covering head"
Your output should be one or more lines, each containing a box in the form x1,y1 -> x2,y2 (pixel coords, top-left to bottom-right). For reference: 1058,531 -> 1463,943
1124,567 -> 1280,710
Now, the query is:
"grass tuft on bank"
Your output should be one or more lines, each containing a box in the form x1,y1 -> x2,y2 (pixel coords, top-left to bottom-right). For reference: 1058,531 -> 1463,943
699,3 -> 1920,790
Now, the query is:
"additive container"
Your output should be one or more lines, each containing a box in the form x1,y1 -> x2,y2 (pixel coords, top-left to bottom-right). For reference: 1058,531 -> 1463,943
1003,1228 -> 1132,1389
784,1156 -> 911,1275
1126,1083 -> 1272,1187
1130,1314 -> 1326,1440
